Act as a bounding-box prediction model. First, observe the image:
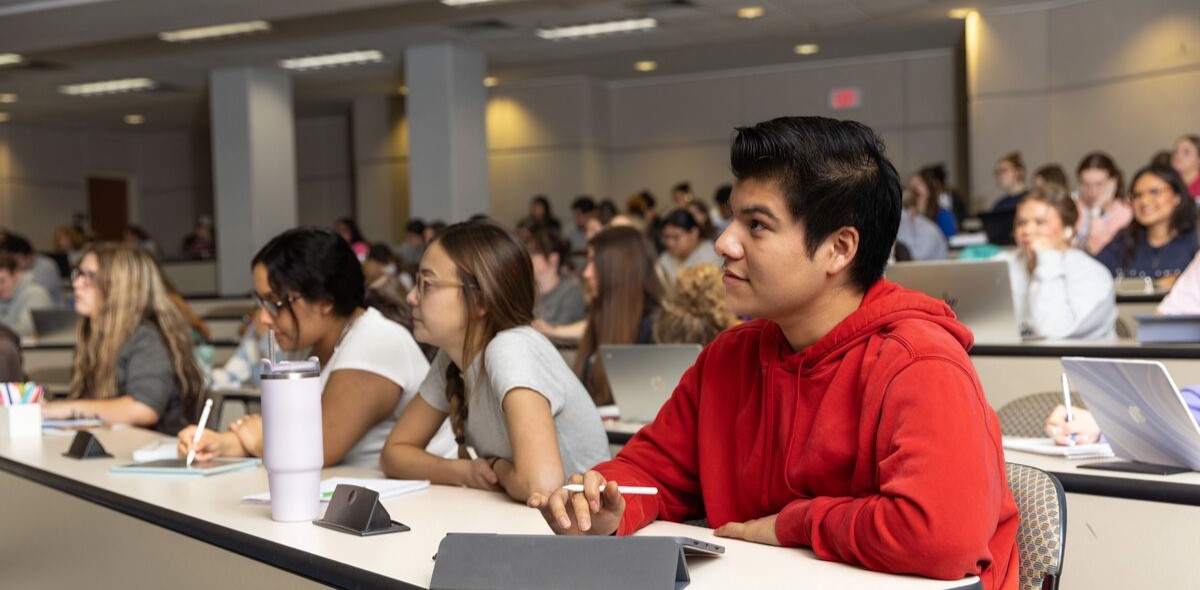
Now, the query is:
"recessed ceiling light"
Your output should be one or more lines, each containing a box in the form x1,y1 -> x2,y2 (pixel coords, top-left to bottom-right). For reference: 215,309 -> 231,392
737,6 -> 765,20
124,114 -> 145,125
0,53 -> 22,67
794,43 -> 820,55
441,0 -> 499,5
537,18 -> 658,41
59,77 -> 157,97
483,76 -> 498,87
0,113 -> 9,123
634,60 -> 657,72
948,8 -> 973,19
159,20 -> 271,42
0,93 -> 15,103
280,50 -> 383,71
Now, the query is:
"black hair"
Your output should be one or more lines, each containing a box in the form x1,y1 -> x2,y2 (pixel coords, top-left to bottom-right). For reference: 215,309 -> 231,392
639,190 -> 657,210
405,219 -> 427,235
572,196 -> 597,213
1,233 -> 33,256
713,184 -> 733,206
336,217 -> 366,243
672,181 -> 691,194
730,116 -> 902,290
597,200 -> 618,224
524,226 -> 569,263
367,242 -> 398,265
1121,165 -> 1197,267
662,208 -> 701,232
252,227 -> 365,318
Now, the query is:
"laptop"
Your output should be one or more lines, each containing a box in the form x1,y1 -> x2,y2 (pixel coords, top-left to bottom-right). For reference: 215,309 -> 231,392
886,259 -> 1023,344
31,309 -> 79,345
1061,357 -> 1200,471
601,344 -> 701,423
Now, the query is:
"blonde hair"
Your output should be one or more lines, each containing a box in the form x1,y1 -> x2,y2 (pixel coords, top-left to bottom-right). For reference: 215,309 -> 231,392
69,246 -> 206,420
654,264 -> 738,345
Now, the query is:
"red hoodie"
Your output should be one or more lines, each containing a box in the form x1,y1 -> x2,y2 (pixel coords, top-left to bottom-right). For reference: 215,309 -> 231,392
597,279 -> 1018,589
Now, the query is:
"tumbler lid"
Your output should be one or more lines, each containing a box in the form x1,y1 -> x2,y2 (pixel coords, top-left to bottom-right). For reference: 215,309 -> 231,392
260,357 -> 321,380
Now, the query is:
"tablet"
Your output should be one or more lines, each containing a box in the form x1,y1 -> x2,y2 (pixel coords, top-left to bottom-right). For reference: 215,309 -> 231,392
110,457 -> 261,477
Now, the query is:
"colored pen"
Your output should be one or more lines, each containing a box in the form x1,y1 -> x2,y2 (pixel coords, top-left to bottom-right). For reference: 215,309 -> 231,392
562,484 -> 658,495
186,399 -> 214,468
1061,373 -> 1076,444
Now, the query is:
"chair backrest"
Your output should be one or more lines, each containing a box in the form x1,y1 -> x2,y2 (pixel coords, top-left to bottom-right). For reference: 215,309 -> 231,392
996,391 -> 1087,438
1006,462 -> 1067,590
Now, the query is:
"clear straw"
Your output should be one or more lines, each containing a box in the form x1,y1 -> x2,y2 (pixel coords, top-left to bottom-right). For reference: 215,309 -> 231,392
268,329 -> 277,364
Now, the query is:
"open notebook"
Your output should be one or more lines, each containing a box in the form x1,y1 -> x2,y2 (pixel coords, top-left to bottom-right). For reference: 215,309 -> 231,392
1002,437 -> 1114,460
241,477 -> 430,504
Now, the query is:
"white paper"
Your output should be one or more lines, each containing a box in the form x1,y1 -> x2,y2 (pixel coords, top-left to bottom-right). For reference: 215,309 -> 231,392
240,477 -> 430,504
1002,436 -> 1114,459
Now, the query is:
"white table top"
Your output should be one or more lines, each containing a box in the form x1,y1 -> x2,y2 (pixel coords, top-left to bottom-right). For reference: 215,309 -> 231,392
0,427 -> 980,590
1004,448 -> 1200,505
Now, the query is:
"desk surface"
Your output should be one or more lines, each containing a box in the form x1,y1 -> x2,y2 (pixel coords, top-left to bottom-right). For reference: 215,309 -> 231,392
1,428 -> 979,590
1005,449 -> 1200,506
971,340 -> 1200,359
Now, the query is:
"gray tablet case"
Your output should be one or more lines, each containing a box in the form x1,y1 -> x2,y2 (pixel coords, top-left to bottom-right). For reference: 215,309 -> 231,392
430,534 -> 691,590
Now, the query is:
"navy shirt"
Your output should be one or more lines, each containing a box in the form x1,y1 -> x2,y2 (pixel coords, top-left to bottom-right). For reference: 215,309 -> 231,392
1095,229 -> 1199,279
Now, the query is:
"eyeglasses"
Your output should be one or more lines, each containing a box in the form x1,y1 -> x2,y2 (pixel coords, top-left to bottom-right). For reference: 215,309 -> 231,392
70,267 -> 99,286
414,274 -> 470,299
253,293 -> 296,318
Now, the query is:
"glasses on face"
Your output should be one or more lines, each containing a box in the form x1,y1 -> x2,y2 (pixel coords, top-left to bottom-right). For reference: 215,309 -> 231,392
1131,187 -> 1173,202
414,274 -> 469,299
70,267 -> 98,286
254,293 -> 296,318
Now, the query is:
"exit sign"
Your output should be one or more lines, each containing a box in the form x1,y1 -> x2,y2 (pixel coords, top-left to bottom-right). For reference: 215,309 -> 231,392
829,87 -> 862,110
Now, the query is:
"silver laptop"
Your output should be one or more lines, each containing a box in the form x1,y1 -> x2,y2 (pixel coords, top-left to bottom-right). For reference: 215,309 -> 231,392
886,259 -> 1022,344
1061,357 -> 1200,471
31,309 -> 78,344
601,344 -> 701,423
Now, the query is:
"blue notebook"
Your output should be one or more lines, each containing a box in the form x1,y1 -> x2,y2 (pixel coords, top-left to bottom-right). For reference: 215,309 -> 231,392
110,457 -> 261,477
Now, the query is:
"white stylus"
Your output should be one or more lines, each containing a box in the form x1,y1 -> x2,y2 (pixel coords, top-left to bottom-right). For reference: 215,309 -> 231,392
562,484 -> 658,495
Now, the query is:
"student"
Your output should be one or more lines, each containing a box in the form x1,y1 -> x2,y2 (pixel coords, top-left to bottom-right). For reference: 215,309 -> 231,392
712,184 -> 734,232
657,209 -> 723,279
991,151 -> 1029,212
1003,187 -> 1116,340
42,246 -> 205,435
1045,390 -> 1200,445
520,195 -> 562,233
653,263 -> 738,345
334,217 -> 370,262
574,226 -> 664,405
0,251 -> 53,338
2,233 -> 63,306
1172,134 -> 1200,200
179,228 -> 454,468
896,188 -> 949,261
684,199 -> 718,240
1095,165 -> 1198,290
529,116 -> 1017,589
567,196 -> 597,256
525,227 -> 586,328
1033,163 -> 1069,192
379,221 -> 609,502
1073,152 -> 1131,256
1158,251 -> 1200,315
907,168 -> 956,238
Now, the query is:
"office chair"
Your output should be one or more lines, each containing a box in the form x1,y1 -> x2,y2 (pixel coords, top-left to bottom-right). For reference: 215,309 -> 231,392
1006,462 -> 1067,590
996,391 -> 1087,438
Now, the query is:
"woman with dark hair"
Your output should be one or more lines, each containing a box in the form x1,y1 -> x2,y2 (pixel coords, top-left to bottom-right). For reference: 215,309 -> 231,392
179,227 -> 454,468
1073,151 -> 1131,256
991,151 -> 1029,212
1095,165 -> 1199,290
380,221 -> 607,502
334,217 -> 369,262
684,199 -> 717,239
658,209 -> 722,278
923,163 -> 968,225
575,226 -> 665,405
520,195 -> 562,233
906,169 -> 956,238
1173,134 -> 1200,200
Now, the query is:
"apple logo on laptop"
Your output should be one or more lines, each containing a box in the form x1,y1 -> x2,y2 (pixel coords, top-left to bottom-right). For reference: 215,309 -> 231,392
1128,404 -> 1147,425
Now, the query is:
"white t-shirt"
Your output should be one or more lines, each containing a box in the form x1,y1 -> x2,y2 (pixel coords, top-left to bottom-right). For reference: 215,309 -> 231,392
322,307 -> 455,468
419,326 -> 610,477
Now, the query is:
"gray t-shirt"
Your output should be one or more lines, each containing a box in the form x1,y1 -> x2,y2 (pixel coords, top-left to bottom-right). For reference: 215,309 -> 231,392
0,279 -> 53,337
536,275 -> 586,326
29,255 -> 64,306
419,326 -> 610,477
117,322 -> 186,435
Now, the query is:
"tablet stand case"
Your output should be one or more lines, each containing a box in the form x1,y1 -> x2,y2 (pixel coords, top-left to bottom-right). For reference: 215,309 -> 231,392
313,484 -> 410,536
63,431 -> 111,459
430,533 -> 691,590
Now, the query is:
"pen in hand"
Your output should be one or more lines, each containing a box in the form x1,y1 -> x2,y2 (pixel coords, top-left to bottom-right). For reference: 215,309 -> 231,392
1061,373 -> 1076,445
186,399 -> 214,468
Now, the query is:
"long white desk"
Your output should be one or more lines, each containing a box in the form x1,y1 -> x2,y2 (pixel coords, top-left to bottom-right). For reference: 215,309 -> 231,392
0,428 -> 980,590
1005,450 -> 1200,590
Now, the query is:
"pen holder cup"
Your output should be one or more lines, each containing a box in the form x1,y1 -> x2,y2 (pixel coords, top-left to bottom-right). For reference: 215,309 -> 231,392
0,404 -> 42,438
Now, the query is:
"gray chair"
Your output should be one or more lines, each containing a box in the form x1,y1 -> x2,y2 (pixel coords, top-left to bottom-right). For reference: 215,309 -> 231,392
1006,462 -> 1067,590
996,391 -> 1087,438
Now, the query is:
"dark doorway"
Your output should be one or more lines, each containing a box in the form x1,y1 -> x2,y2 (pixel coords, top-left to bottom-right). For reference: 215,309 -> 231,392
87,176 -> 129,241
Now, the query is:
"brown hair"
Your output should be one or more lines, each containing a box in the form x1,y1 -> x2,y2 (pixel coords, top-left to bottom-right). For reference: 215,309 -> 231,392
1018,185 -> 1078,230
1000,151 -> 1025,174
70,245 -> 206,421
1034,164 -> 1069,191
433,221 -> 536,458
654,263 -> 738,345
0,251 -> 16,273
914,167 -> 946,221
1076,151 -> 1125,199
574,226 -> 664,405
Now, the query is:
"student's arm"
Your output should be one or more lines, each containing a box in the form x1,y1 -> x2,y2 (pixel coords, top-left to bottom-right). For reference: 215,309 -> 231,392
42,396 -> 160,427
1158,252 -> 1200,315
380,395 -> 499,491
766,359 -> 1005,581
319,369 -> 404,466
1026,249 -> 1116,339
490,387 -> 565,501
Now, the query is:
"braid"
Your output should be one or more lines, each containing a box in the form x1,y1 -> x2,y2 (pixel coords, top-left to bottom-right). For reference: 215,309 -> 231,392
445,362 -> 470,459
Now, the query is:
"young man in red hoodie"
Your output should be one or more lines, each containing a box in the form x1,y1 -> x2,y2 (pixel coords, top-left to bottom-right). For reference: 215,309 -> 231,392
529,116 -> 1019,589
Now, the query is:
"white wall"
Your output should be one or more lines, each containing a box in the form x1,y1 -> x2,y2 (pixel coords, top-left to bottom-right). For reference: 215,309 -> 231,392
967,0 -> 1200,210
